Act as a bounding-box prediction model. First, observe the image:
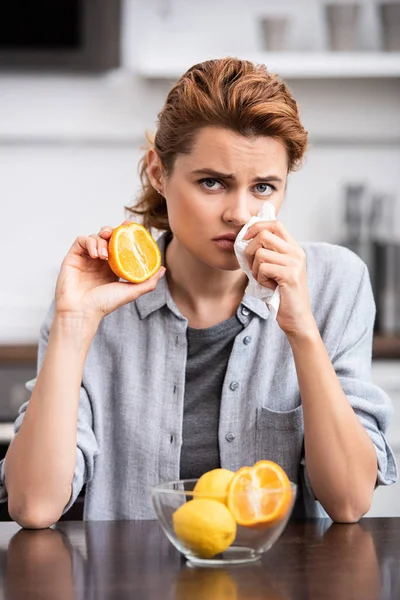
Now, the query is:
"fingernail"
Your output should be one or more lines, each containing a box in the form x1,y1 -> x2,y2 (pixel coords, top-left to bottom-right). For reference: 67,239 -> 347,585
93,248 -> 98,257
101,248 -> 108,258
158,267 -> 166,278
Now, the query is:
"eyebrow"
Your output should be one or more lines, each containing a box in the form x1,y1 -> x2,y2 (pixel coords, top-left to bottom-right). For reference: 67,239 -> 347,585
190,168 -> 283,184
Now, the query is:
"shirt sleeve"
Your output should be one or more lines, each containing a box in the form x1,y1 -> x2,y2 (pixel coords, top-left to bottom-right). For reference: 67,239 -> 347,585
0,301 -> 100,514
331,261 -> 397,487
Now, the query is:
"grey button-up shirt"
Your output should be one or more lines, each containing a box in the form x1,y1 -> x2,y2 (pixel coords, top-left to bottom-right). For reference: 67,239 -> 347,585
0,235 -> 397,519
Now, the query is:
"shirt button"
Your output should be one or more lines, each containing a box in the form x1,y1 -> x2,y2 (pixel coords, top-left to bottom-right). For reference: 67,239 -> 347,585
241,307 -> 250,316
225,432 -> 236,442
243,336 -> 252,345
229,381 -> 239,391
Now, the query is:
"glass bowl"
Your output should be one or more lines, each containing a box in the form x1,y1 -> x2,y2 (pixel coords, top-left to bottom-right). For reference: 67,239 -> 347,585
151,479 -> 296,566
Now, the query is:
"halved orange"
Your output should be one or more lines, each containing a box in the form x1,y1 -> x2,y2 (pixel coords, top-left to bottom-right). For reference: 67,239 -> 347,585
108,222 -> 161,283
227,460 -> 293,528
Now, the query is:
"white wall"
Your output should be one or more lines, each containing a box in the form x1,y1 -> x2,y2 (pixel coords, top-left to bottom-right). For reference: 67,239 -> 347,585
0,0 -> 399,342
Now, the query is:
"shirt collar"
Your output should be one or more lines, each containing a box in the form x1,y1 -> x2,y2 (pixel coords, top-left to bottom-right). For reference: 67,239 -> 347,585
239,293 -> 269,321
135,231 -> 270,322
135,232 -> 185,321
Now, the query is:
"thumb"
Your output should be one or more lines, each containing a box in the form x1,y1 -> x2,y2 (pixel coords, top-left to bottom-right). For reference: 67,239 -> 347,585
110,266 -> 166,308
131,266 -> 166,298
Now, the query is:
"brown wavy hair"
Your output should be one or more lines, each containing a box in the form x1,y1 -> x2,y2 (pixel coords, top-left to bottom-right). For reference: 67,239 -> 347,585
127,57 -> 308,232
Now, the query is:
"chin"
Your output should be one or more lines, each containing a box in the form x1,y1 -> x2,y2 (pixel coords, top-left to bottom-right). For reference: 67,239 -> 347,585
204,252 -> 242,272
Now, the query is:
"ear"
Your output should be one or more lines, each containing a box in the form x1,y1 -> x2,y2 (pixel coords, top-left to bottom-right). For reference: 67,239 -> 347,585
147,148 -> 164,195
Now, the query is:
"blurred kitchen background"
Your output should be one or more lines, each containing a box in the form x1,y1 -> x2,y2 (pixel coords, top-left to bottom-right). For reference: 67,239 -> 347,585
0,0 -> 399,519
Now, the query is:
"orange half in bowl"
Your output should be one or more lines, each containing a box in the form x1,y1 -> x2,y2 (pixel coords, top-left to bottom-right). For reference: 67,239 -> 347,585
227,460 -> 293,529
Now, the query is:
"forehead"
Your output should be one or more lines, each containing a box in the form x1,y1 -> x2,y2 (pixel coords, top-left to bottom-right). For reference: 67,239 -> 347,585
175,126 -> 288,174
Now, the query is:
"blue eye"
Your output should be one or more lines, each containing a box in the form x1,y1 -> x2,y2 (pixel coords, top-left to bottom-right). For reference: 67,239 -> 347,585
200,178 -> 223,190
198,178 -> 275,195
255,183 -> 274,195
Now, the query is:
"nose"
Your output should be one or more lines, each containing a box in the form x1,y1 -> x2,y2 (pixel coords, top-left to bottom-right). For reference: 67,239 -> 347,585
222,191 -> 252,227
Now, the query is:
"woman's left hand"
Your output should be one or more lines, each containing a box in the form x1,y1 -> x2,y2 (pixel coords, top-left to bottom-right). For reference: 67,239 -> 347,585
243,220 -> 316,338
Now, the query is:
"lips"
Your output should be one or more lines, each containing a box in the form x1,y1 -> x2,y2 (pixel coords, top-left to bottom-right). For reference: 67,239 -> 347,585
213,233 -> 238,242
212,233 -> 238,252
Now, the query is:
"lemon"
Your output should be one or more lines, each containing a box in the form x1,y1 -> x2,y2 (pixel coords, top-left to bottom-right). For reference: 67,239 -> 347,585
193,468 -> 235,504
172,499 -> 237,558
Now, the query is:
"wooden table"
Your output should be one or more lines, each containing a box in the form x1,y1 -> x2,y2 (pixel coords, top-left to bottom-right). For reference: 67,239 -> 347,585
0,518 -> 399,599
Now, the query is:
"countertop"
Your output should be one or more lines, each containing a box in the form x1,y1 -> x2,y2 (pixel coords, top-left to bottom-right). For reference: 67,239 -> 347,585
0,518 -> 398,599
1,336 -> 400,363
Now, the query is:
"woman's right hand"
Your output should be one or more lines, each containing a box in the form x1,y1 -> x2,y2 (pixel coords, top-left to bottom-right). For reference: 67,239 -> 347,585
54,222 -> 166,325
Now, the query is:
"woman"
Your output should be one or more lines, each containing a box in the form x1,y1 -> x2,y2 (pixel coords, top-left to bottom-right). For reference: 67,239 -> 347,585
0,58 -> 396,528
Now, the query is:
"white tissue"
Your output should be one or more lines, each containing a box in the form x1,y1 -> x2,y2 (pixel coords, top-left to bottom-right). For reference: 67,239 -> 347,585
234,201 -> 280,320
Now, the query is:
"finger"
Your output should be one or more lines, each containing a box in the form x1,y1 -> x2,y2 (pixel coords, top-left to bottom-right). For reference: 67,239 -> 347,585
89,234 -> 108,260
254,262 -> 286,287
134,266 -> 166,294
107,266 -> 166,309
250,248 -> 292,272
251,255 -> 279,290
71,236 -> 89,256
99,226 -> 113,240
71,235 -> 107,259
273,220 -> 297,245
258,276 -> 277,291
86,236 -> 99,259
98,221 -> 131,241
244,220 -> 296,245
245,228 -> 291,257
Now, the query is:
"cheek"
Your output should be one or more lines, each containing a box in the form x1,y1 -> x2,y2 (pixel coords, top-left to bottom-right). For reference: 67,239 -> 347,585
165,186 -> 191,218
167,187 -> 219,224
165,190 -> 203,234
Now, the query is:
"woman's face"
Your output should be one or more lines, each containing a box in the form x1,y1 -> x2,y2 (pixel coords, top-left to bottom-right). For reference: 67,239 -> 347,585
157,126 -> 288,272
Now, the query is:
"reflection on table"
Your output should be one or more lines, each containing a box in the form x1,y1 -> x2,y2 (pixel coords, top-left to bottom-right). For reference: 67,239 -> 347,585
1,518 -> 400,599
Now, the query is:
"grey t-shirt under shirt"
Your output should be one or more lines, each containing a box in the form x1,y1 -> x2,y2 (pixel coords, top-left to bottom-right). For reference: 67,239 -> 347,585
180,316 -> 244,479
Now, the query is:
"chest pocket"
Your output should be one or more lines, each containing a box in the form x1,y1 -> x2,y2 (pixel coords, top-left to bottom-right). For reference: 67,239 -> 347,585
255,405 -> 304,484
